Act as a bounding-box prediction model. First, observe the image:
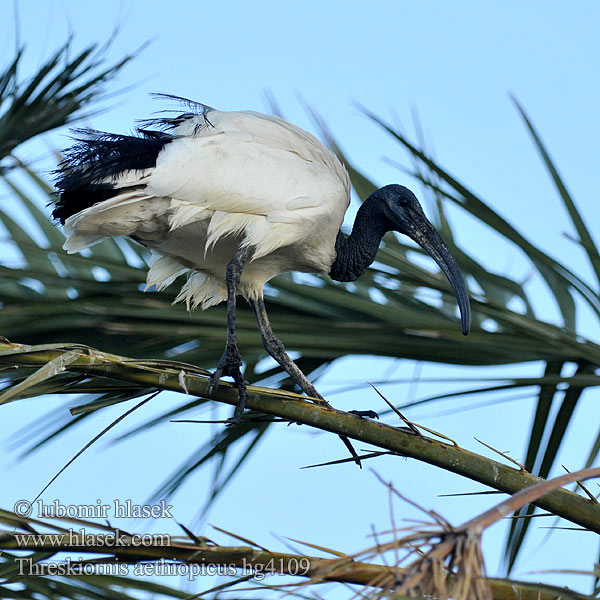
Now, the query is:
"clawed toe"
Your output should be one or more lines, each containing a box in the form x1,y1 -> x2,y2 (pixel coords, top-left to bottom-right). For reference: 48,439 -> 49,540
231,379 -> 247,423
208,370 -> 221,395
349,409 -> 380,419
225,416 -> 240,428
210,347 -> 248,423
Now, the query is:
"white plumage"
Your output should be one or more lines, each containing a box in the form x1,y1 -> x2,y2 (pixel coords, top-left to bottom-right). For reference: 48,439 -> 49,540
62,109 -> 350,309
55,96 -> 470,435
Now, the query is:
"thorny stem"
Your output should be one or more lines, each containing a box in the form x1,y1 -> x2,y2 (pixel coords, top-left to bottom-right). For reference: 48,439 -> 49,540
462,466 -> 600,535
1,342 -> 600,535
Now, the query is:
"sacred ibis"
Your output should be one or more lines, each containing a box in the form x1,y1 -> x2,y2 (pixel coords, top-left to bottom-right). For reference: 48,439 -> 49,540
53,95 -> 471,423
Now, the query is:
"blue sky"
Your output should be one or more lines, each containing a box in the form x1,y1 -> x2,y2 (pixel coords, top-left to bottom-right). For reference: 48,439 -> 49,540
2,0 -> 600,595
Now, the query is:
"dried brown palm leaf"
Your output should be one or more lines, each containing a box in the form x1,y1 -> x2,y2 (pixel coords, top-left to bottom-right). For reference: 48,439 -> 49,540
365,467 -> 600,600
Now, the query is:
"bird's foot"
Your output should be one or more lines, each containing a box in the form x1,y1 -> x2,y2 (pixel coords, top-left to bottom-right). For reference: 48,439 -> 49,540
226,380 -> 248,426
209,345 -> 248,425
349,410 -> 380,419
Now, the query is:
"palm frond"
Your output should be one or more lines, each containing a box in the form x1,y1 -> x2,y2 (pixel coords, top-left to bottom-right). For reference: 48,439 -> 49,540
0,38 -> 139,171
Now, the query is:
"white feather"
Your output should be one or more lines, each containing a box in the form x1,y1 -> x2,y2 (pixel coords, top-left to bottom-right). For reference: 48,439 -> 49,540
145,254 -> 187,291
174,272 -> 227,310
168,199 -> 210,231
62,109 -> 351,306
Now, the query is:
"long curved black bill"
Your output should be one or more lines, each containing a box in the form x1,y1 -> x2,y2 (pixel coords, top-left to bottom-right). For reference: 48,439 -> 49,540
403,210 -> 471,335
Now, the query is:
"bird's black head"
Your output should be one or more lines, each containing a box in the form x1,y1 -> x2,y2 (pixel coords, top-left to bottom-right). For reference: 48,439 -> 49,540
373,184 -> 471,335
370,185 -> 426,229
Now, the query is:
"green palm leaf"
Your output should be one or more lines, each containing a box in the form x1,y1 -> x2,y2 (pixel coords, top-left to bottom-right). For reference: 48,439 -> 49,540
2,36 -> 600,584
0,38 -> 138,171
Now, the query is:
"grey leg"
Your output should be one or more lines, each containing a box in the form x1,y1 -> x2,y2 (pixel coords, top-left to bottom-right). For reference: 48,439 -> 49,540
208,247 -> 252,422
250,296 -> 322,400
249,296 -> 361,466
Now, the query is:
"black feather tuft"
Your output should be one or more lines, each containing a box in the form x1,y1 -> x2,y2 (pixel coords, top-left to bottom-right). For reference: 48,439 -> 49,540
53,128 -> 173,223
138,94 -> 215,133
150,93 -> 214,115
52,185 -> 123,223
56,128 -> 173,188
53,95 -> 216,224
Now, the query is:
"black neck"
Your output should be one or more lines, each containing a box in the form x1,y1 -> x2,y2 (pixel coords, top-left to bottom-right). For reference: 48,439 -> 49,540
329,198 -> 390,282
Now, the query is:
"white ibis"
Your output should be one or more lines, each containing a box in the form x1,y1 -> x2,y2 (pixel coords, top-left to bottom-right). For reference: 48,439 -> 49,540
53,95 -> 471,425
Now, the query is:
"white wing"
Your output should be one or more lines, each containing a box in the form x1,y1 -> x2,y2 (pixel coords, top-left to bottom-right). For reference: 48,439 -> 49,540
64,110 -> 350,261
